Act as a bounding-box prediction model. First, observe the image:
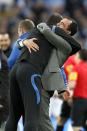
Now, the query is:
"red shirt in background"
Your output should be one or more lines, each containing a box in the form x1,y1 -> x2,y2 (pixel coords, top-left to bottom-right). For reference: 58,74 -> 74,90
69,61 -> 87,98
64,55 -> 76,80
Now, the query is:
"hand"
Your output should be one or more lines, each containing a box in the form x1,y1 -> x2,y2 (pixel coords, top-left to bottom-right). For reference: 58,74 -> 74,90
62,89 -> 73,101
23,38 -> 39,53
37,23 -> 50,33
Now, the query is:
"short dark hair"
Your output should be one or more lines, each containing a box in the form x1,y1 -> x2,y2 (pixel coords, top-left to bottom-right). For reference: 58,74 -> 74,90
47,13 -> 63,26
19,19 -> 35,31
79,49 -> 87,61
68,18 -> 78,36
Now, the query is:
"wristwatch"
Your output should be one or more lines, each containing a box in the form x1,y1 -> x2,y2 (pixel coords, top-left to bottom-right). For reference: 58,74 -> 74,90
18,40 -> 24,47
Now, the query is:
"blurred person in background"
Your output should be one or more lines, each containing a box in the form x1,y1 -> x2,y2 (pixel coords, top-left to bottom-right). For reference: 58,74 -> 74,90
0,33 -> 12,58
56,53 -> 81,131
68,49 -> 87,131
64,54 -> 77,80
0,42 -> 9,131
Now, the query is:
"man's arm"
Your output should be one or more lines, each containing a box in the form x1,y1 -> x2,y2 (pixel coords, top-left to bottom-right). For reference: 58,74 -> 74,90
37,23 -> 72,53
7,43 -> 21,69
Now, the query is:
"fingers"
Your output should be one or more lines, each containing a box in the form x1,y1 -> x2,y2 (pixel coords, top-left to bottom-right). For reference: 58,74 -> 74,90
32,43 -> 39,50
28,43 -> 39,52
30,46 -> 38,52
28,47 -> 31,53
23,38 -> 39,52
29,40 -> 39,51
32,38 -> 37,41
30,38 -> 39,50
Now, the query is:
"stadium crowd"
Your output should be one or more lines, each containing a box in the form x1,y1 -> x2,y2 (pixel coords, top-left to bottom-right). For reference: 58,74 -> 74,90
0,0 -> 87,131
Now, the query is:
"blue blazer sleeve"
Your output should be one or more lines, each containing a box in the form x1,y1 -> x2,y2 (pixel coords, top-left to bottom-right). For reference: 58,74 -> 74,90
7,42 -> 21,69
60,66 -> 67,88
8,32 -> 30,69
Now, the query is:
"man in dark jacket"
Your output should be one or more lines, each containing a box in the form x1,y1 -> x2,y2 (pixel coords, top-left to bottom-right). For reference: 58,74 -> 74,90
0,46 -> 9,130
